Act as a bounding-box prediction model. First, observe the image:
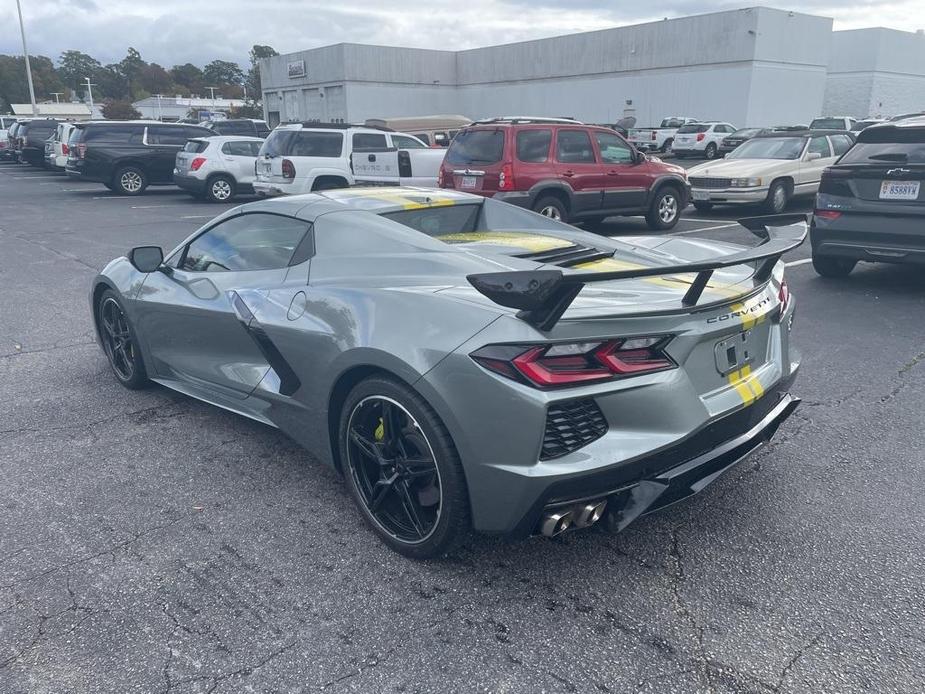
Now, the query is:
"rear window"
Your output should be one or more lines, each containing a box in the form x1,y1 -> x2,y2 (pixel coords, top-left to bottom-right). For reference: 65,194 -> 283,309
352,132 -> 388,151
184,140 -> 209,153
810,118 -> 846,130
259,129 -> 295,157
412,133 -> 431,145
211,121 -> 255,135
382,205 -> 481,236
516,129 -> 552,163
289,131 -> 343,157
678,124 -> 709,134
840,128 -> 925,164
445,129 -> 504,165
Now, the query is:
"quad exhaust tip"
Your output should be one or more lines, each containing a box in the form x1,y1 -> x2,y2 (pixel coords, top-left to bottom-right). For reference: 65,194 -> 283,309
539,499 -> 607,537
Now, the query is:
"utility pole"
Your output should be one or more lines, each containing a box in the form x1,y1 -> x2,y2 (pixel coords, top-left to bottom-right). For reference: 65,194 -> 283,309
154,93 -> 163,121
15,0 -> 38,116
206,86 -> 218,118
83,77 -> 96,115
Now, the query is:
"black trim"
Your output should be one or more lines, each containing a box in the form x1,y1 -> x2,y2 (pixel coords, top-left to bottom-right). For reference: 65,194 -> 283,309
508,373 -> 799,538
229,291 -> 302,396
467,216 -> 807,330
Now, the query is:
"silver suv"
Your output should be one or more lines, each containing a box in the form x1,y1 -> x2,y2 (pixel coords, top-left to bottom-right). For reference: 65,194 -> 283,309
174,136 -> 264,202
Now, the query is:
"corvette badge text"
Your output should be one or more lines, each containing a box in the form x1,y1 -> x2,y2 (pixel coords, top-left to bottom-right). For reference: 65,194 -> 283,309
707,296 -> 773,324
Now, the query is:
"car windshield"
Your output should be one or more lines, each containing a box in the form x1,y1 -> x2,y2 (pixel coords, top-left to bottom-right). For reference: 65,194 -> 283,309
727,137 -> 805,160
839,129 -> 925,164
810,118 -> 845,129
660,118 -> 687,128
677,124 -> 709,134
730,128 -> 762,138
445,129 -> 504,165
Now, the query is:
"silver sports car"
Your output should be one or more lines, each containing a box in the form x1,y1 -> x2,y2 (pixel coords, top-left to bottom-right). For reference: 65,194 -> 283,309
91,187 -> 804,558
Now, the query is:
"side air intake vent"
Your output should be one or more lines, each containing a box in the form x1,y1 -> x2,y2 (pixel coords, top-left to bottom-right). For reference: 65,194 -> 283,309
541,399 -> 608,460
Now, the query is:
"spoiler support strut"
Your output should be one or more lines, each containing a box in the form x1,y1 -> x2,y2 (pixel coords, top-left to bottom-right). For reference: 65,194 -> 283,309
467,214 -> 808,331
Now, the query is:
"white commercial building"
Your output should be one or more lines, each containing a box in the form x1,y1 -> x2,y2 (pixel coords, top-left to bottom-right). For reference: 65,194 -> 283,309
823,28 -> 925,118
132,96 -> 249,121
260,7 -> 925,129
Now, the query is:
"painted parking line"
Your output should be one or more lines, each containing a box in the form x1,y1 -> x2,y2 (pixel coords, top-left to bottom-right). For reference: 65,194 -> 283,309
180,215 -> 213,219
92,196 -> 132,200
10,175 -> 64,180
785,258 -> 813,268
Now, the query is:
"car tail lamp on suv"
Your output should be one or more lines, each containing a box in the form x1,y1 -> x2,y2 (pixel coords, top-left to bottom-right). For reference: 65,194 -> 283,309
471,337 -> 675,388
281,158 -> 296,179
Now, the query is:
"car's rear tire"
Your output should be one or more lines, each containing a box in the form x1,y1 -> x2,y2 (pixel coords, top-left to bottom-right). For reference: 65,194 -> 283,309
763,180 -> 789,214
645,185 -> 682,230
532,195 -> 568,222
96,289 -> 150,390
205,175 -> 236,203
661,138 -> 674,153
338,376 -> 470,559
704,142 -> 718,160
812,254 -> 856,278
112,166 -> 147,196
693,201 -> 713,212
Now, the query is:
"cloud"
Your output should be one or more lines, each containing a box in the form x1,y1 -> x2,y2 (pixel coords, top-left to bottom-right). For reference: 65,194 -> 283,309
4,0 -> 925,69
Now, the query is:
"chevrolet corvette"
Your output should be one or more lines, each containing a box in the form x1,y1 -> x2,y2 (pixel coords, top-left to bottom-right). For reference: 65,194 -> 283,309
91,188 -> 804,557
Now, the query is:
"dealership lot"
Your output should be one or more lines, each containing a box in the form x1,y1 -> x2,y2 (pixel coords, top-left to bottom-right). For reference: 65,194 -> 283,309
1,167 -> 923,693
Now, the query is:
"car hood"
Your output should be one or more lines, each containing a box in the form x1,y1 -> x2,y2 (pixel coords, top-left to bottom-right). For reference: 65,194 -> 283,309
688,158 -> 797,178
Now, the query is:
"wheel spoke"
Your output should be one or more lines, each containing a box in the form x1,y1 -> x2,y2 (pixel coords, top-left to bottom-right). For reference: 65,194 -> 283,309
350,429 -> 385,464
401,456 -> 436,478
369,474 -> 398,511
396,480 -> 426,538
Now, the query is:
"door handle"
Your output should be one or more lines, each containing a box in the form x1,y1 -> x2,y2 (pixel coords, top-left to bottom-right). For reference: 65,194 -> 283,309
607,171 -> 620,176
562,170 -> 575,177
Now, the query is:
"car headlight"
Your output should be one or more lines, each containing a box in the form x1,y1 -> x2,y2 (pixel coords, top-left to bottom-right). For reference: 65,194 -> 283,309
730,177 -> 762,187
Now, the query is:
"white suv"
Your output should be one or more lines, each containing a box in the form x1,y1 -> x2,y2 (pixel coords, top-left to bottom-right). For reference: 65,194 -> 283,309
253,123 -> 427,196
173,135 -> 264,202
671,121 -> 737,159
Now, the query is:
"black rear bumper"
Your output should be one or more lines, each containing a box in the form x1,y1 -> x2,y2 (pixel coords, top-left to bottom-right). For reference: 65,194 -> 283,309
812,216 -> 925,265
513,374 -> 800,538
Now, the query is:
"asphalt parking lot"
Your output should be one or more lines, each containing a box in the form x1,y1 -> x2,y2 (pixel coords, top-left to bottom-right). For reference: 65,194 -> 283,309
1,163 -> 923,694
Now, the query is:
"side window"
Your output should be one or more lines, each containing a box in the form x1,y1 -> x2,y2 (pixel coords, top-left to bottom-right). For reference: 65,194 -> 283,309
290,131 -> 343,157
433,132 -> 448,146
391,134 -> 426,149
830,134 -> 852,156
222,141 -> 256,156
148,126 -> 189,146
249,142 -> 263,156
412,133 -> 431,145
516,129 -> 552,163
556,130 -> 596,164
352,133 -> 388,150
594,131 -> 634,164
808,136 -> 831,157
181,213 -> 310,273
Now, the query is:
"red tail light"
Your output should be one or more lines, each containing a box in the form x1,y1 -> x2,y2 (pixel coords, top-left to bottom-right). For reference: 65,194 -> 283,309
814,209 -> 842,220
281,158 -> 295,179
77,143 -> 87,159
778,279 -> 790,313
696,133 -> 705,142
61,143 -> 69,156
471,337 -> 675,388
190,157 -> 206,171
498,163 -> 514,191
437,166 -> 445,187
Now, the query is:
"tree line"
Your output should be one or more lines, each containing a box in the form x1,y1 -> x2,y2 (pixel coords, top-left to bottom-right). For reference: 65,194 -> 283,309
0,45 -> 278,115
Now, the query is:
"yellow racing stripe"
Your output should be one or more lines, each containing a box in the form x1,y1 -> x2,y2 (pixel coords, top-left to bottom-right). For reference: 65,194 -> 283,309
728,364 -> 764,406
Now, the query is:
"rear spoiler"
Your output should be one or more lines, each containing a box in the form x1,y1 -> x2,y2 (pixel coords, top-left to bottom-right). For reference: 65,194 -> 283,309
466,213 -> 807,331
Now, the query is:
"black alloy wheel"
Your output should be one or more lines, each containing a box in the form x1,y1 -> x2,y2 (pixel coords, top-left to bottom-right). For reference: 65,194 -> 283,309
339,377 -> 469,558
98,290 -> 148,389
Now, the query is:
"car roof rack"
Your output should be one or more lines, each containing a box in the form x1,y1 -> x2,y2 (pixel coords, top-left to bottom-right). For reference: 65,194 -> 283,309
289,121 -> 395,131
469,116 -> 584,125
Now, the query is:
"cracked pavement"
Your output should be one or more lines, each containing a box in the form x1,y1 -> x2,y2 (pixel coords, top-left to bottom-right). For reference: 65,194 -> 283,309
1,164 -> 924,693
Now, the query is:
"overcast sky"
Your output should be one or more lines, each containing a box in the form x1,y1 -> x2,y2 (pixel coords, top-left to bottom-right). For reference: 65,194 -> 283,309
8,0 -> 925,67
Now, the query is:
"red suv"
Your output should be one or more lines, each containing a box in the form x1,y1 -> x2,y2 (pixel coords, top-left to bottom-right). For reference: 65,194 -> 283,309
438,118 -> 689,230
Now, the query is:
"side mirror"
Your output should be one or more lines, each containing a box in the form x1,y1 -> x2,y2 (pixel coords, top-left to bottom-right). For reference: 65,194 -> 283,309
128,246 -> 164,273
634,149 -> 646,164
805,152 -> 823,162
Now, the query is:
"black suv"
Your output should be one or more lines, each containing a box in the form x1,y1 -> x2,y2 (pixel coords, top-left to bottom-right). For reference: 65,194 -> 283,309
204,119 -> 270,138
17,118 -> 60,167
66,121 -> 212,195
812,118 -> 925,277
